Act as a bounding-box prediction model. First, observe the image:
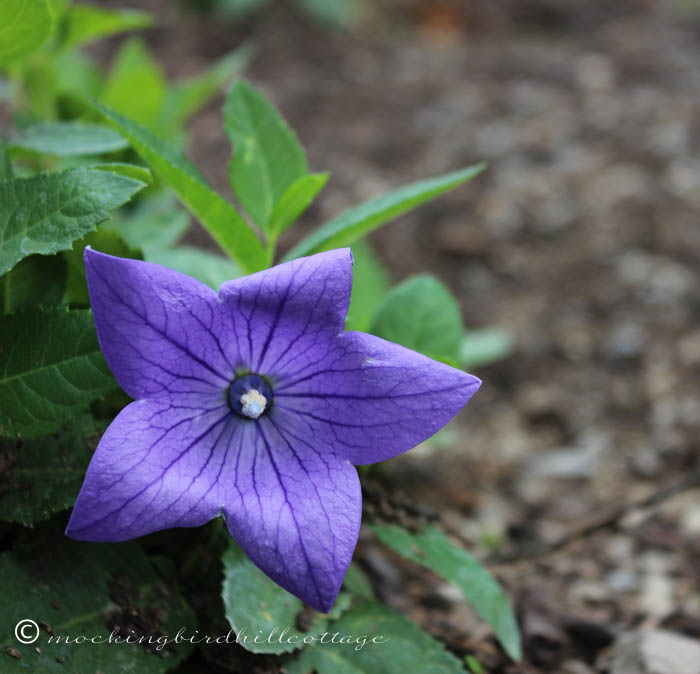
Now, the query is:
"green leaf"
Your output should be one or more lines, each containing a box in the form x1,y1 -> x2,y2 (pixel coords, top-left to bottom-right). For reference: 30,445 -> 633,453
20,50 -> 102,119
0,136 -> 13,180
222,540 -> 350,655
146,246 -> 242,290
0,168 -> 145,275
0,0 -> 55,66
101,38 -> 167,130
90,100 -> 267,273
0,415 -> 98,523
9,122 -> 129,157
106,198 -> 189,252
345,239 -> 389,332
0,535 -> 195,671
370,274 -> 463,364
286,600 -> 465,674
0,307 -> 117,438
224,79 -> 308,230
466,655 -> 486,674
294,0 -> 361,27
212,0 -> 267,17
166,45 -> 254,128
62,3 -> 152,49
64,229 -> 141,306
1,253 -> 65,314
284,163 -> 485,260
268,172 -> 328,236
49,49 -> 102,103
371,524 -> 521,661
89,162 -> 153,184
342,563 -> 375,600
460,328 -> 514,369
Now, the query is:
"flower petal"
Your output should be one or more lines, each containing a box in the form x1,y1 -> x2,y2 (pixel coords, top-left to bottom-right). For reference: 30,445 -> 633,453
223,415 -> 361,613
85,247 -> 234,400
273,331 -> 482,464
66,395 -> 234,541
217,249 -> 352,376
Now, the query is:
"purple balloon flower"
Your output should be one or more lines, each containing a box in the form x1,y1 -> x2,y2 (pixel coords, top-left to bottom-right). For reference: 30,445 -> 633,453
66,247 -> 481,612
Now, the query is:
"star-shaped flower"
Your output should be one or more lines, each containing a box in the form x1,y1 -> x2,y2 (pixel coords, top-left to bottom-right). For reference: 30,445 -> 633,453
66,247 -> 481,612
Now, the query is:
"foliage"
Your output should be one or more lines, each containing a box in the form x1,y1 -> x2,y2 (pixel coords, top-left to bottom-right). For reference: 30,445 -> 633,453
0,5 -> 519,672
0,530 -> 196,671
187,0 -> 363,29
371,524 -> 522,660
285,601 -> 466,674
222,541 -> 351,655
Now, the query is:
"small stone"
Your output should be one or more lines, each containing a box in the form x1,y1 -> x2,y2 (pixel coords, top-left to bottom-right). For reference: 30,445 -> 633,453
680,503 -> 700,537
607,629 -> 700,674
606,535 -> 634,562
607,568 -> 638,593
640,572 -> 674,620
524,433 -> 607,480
632,444 -> 661,478
678,330 -> 700,366
561,660 -> 596,674
604,323 -> 646,362
576,54 -> 615,92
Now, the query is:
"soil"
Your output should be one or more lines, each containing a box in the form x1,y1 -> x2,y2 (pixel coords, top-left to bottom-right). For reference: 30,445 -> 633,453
95,1 -> 700,672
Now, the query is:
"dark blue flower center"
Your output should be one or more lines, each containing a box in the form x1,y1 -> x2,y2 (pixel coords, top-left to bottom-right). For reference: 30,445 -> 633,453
228,374 -> 273,420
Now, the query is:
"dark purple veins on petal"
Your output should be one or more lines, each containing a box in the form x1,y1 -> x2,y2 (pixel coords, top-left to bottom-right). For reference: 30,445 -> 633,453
69,247 -> 480,613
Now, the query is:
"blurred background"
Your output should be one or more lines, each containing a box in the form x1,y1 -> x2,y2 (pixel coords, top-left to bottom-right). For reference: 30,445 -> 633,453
61,0 -> 700,671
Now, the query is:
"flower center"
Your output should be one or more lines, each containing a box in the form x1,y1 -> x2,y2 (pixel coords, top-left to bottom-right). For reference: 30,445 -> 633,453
229,374 -> 273,420
240,390 -> 267,419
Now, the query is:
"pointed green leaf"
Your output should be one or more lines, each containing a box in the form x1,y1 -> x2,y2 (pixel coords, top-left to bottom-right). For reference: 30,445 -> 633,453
224,79 -> 308,229
0,0 -> 55,66
0,535 -> 195,671
286,600 -> 464,674
0,168 -> 145,275
146,246 -> 242,290
166,45 -> 254,127
370,274 -> 463,364
62,4 -> 152,49
284,163 -> 485,260
222,540 -> 350,654
10,122 -> 129,156
460,328 -> 514,369
0,415 -> 98,523
0,307 -> 117,438
268,172 -> 328,235
89,162 -> 153,184
371,524 -> 521,661
101,38 -> 166,130
1,253 -> 65,314
90,100 -> 267,273
345,239 -> 389,332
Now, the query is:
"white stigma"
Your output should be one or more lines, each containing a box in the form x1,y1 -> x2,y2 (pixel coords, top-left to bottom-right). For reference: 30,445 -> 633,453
240,389 -> 267,419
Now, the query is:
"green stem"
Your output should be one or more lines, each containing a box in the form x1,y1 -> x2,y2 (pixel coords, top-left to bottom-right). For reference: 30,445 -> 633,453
264,231 -> 279,268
